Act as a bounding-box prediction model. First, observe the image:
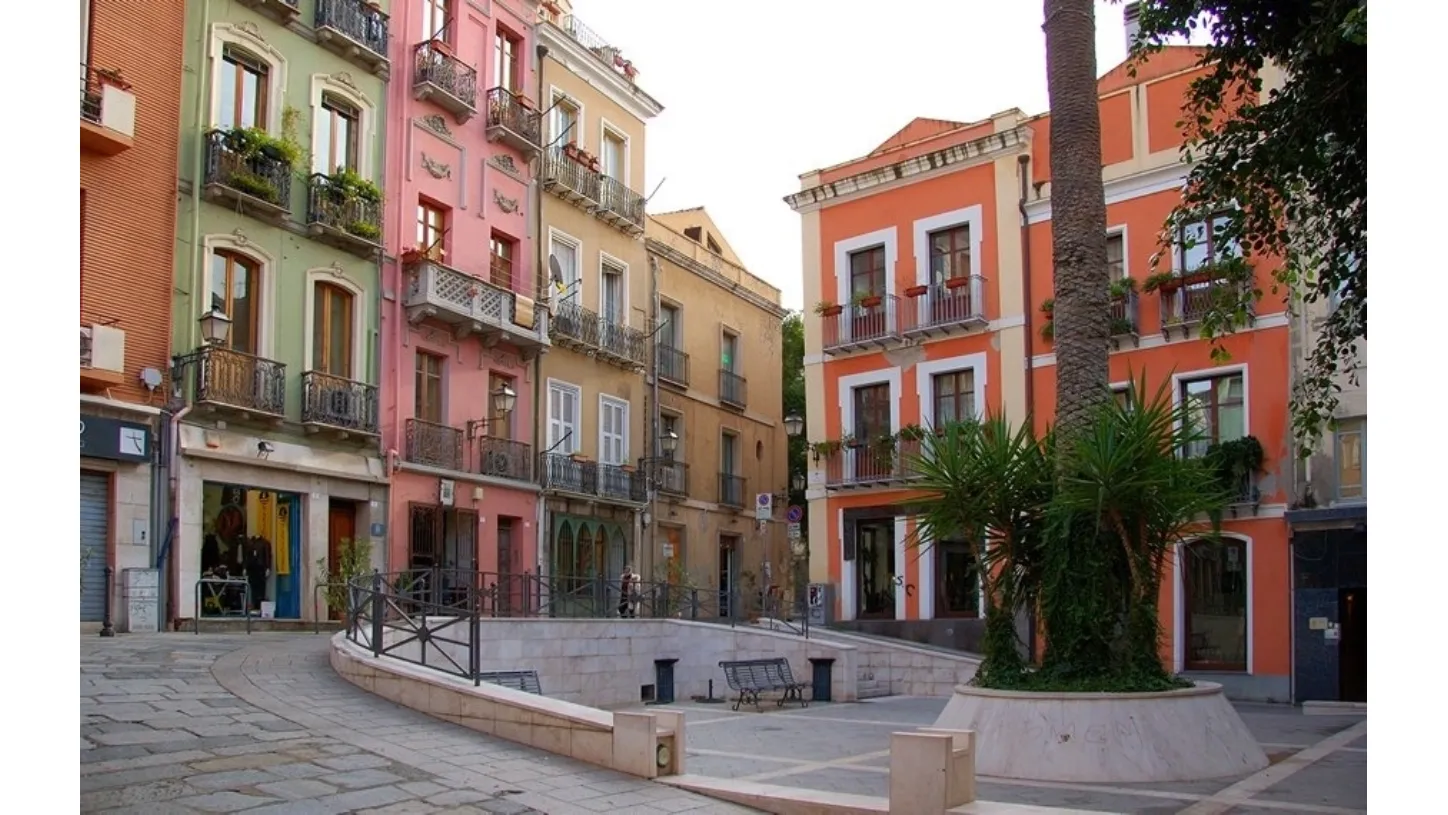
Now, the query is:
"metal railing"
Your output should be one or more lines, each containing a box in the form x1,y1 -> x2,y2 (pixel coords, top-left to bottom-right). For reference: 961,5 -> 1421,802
1110,289 -> 1141,336
597,317 -> 646,366
901,278 -> 987,334
655,343 -> 689,386
203,129 -> 294,210
194,577 -> 253,633
596,174 -> 646,230
80,326 -> 93,367
541,147 -> 601,202
598,462 -> 647,502
824,439 -> 924,488
538,453 -> 645,502
79,63 -> 103,122
718,472 -> 746,507
645,457 -> 689,496
315,0 -> 389,58
404,418 -> 464,471
413,40 -> 477,109
549,300 -> 600,347
302,371 -> 379,434
306,174 -> 382,244
172,345 -> 287,416
719,369 -> 747,408
1162,276 -> 1253,327
822,294 -> 901,351
478,436 -> 532,483
484,86 -> 542,147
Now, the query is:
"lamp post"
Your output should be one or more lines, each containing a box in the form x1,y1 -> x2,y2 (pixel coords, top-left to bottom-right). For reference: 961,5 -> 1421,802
659,429 -> 678,456
491,382 -> 517,415
198,308 -> 232,346
784,413 -> 804,438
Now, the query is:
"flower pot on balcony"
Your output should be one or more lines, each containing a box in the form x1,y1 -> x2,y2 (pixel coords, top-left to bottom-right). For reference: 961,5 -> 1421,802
859,295 -> 883,308
945,276 -> 970,290
904,284 -> 929,298
821,305 -> 843,317
570,453 -> 590,463
620,464 -> 637,473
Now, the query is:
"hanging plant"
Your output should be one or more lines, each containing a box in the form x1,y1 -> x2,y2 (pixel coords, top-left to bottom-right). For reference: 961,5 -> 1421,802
1205,435 -> 1266,499
1108,277 -> 1138,299
1142,271 -> 1180,293
1109,316 -> 1135,336
814,300 -> 842,317
810,439 -> 842,458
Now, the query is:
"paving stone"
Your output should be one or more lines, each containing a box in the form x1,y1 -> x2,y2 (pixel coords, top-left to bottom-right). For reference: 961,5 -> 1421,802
425,789 -> 495,807
323,767 -> 408,789
81,762 -> 194,791
83,749 -> 214,776
175,790 -> 282,812
315,752 -> 394,771
358,802 -> 443,815
188,767 -> 287,791
80,745 -> 158,765
254,777 -> 342,800
399,780 -> 449,798
318,785 -> 416,811
79,778 -> 199,810
91,728 -> 198,746
267,762 -> 333,780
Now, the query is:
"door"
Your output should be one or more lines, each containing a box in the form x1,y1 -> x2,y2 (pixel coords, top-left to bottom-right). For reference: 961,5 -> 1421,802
326,500 -> 357,621
1338,587 -> 1366,702
856,520 -> 896,619
274,495 -> 303,619
80,471 -> 109,623
853,384 -> 892,480
718,537 -> 738,619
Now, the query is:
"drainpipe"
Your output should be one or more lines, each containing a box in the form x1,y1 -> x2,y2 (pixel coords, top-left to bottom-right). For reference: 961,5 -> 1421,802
648,254 -> 662,579
533,41 -> 549,576
1016,153 -> 1038,663
164,405 -> 193,627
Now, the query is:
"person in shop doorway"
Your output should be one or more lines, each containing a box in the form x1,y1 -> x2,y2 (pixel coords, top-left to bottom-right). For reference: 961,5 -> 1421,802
242,535 -> 272,612
619,565 -> 639,618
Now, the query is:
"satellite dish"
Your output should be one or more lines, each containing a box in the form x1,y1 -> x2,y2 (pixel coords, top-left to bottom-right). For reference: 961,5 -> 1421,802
139,367 -> 163,390
548,255 -> 564,286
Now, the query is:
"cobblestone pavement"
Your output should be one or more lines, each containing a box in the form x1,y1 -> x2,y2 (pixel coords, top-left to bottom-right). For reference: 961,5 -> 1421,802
80,634 -> 758,815
648,695 -> 1367,814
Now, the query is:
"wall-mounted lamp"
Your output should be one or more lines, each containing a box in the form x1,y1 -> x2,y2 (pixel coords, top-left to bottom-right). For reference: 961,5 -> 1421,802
784,414 -> 804,437
466,383 -> 518,439
659,429 -> 679,455
791,472 -> 806,493
199,308 -> 232,346
256,440 -> 274,460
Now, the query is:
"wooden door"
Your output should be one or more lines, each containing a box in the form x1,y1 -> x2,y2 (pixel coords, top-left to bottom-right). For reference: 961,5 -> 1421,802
327,501 -> 356,620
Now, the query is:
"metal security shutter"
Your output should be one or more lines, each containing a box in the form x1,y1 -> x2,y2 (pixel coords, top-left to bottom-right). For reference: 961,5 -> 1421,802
80,472 -> 109,622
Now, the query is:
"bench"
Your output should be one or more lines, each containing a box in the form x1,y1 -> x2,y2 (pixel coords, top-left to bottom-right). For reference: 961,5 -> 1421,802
718,658 -> 810,711
476,670 -> 543,695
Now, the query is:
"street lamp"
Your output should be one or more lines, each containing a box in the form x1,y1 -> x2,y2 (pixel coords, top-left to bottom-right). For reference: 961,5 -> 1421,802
784,413 -> 804,437
791,472 -> 806,493
198,308 -> 232,346
659,429 -> 679,455
490,382 -> 517,415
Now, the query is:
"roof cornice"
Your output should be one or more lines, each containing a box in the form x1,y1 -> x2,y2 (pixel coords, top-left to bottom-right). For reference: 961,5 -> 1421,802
538,21 -> 664,121
645,236 -> 786,319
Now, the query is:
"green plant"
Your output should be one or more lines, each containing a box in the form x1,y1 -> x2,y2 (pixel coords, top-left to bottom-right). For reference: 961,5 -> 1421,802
1039,320 -> 1055,341
813,300 -> 838,315
810,439 -> 842,458
228,171 -> 281,203
345,220 -> 382,241
1109,317 -> 1135,335
1108,277 -> 1138,298
1204,435 -> 1265,502
1141,271 -> 1178,293
315,536 -> 374,616
328,167 -> 383,204
1039,298 -> 1055,315
897,423 -> 927,442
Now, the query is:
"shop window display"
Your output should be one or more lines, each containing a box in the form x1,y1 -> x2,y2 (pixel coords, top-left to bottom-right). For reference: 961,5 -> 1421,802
201,482 -> 303,618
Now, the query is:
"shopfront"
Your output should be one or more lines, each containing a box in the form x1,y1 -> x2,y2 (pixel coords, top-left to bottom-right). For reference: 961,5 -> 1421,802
80,407 -> 157,629
199,482 -> 303,617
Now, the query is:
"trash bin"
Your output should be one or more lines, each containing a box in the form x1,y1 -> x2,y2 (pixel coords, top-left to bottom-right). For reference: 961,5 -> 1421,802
122,568 -> 160,634
808,657 -> 836,703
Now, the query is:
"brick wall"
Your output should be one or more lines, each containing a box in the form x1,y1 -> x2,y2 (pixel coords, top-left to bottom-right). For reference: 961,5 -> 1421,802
80,0 -> 185,404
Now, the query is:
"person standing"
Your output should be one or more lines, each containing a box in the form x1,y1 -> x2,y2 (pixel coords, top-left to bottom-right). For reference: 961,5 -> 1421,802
619,565 -> 638,618
243,535 -> 272,613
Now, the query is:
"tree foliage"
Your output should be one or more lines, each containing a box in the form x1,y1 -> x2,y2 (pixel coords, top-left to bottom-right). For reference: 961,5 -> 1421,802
781,312 -> 807,511
1132,0 -> 1367,452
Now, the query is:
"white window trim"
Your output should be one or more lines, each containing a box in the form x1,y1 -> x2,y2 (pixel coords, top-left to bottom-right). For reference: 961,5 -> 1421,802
200,234 -> 278,358
839,368 -> 902,442
1333,419 -> 1367,504
915,353 -> 988,428
309,74 -> 377,179
548,86 -> 584,148
838,507 -> 854,620
1173,533 -> 1254,675
302,269 -> 368,382
1171,364 -> 1250,453
207,24 -> 288,132
833,227 -> 898,308
598,394 -> 630,465
547,227 -> 582,301
598,117 -> 631,184
1106,223 -> 1130,279
1170,208 -> 1239,273
597,251 -> 629,325
546,377 -> 582,454
912,206 -> 983,287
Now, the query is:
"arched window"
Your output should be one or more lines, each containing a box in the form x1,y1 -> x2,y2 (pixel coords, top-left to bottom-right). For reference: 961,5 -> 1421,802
210,250 -> 261,353
1182,539 -> 1249,671
554,520 -> 573,576
219,45 -> 269,130
312,282 -> 354,376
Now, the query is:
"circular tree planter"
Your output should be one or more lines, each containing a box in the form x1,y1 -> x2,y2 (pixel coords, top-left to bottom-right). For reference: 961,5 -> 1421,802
932,681 -> 1267,783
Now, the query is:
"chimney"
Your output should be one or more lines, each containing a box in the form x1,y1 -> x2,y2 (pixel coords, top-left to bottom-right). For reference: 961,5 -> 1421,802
1123,2 -> 1143,51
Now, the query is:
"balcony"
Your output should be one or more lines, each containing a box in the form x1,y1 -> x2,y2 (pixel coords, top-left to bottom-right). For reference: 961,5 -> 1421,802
655,343 -> 689,388
484,87 -> 542,158
479,436 -> 533,484
306,174 -> 382,257
201,129 -> 293,221
596,175 -> 646,236
539,453 -> 646,504
301,371 -> 379,438
644,457 -> 689,497
171,345 -> 286,421
236,0 -> 299,23
80,324 -> 127,391
402,255 -> 549,353
314,0 -> 390,77
1109,289 -> 1141,349
718,473 -> 746,508
821,294 -> 901,355
404,418 -> 464,471
549,300 -> 601,351
901,277 -> 988,337
1158,270 -> 1255,340
596,317 -> 646,371
823,439 -> 923,489
412,41 -> 477,122
547,14 -> 643,86
80,64 -> 135,155
541,147 -> 600,209
719,369 -> 747,410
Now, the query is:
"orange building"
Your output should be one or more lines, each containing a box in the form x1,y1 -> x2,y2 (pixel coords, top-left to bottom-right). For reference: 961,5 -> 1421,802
786,42 -> 1299,702
80,0 -> 185,631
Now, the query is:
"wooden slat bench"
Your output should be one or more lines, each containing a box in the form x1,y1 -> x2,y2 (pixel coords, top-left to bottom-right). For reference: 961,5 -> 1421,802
476,670 -> 543,695
718,658 -> 810,711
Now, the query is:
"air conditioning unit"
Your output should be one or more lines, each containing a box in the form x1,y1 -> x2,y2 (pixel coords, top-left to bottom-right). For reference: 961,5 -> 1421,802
81,323 -> 126,373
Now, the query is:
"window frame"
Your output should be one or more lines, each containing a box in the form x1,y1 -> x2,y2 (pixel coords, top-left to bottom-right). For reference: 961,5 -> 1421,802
934,540 -> 981,619
1177,211 -> 1239,273
849,246 -> 887,297
210,249 -> 262,355
720,329 -> 739,375
720,431 -> 738,475
417,199 -> 447,259
422,0 -> 452,45
1179,371 -> 1246,456
218,44 -> 269,131
598,395 -> 630,466
599,119 -> 629,182
318,93 -> 360,174
927,224 -> 971,284
546,379 -> 582,454
489,232 -> 516,292
1106,228 -> 1127,279
548,228 -> 581,301
1181,538 -> 1250,673
487,372 -> 515,440
312,282 -> 355,377
852,383 -> 891,441
660,412 -> 681,461
493,24 -> 522,93
599,253 -> 628,325
414,351 -> 445,424
931,370 -> 975,428
1334,419 -> 1366,502
550,90 -> 581,147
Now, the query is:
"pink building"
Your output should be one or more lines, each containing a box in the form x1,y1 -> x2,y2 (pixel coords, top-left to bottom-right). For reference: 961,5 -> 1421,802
381,0 -> 549,582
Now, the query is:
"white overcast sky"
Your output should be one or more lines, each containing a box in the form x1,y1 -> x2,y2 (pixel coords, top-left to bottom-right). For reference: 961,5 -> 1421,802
579,0 -> 1141,311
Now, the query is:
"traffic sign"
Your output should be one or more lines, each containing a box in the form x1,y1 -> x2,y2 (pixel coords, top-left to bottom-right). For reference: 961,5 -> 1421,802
786,504 -> 804,523
787,522 -> 802,540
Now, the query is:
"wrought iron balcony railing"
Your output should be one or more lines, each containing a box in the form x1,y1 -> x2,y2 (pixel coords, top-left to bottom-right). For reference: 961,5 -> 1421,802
596,174 -> 646,234
404,418 -> 464,471
719,369 -> 747,409
549,300 -> 600,349
1110,289 -> 1141,341
596,317 -> 646,368
79,63 -> 103,123
823,439 -> 923,488
412,40 -> 478,119
644,457 -> 689,496
203,129 -> 293,215
172,345 -> 287,417
821,293 -> 901,353
306,173 -> 382,253
484,87 -> 542,154
79,326 -> 93,367
479,436 -> 533,483
402,256 -> 547,350
539,452 -> 596,495
302,371 -> 379,435
540,147 -> 601,205
598,462 -> 648,503
901,277 -> 988,336
549,14 -> 640,85
718,472 -> 746,508
315,0 -> 390,61
1160,274 -> 1254,338
655,343 -> 689,387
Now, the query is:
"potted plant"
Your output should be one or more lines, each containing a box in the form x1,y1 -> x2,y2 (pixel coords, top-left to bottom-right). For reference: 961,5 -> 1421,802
620,463 -> 637,473
562,142 -> 581,160
897,423 -> 927,442
1142,271 -> 1180,293
1108,277 -> 1138,299
904,284 -> 929,298
1109,316 -> 1135,336
814,300 -> 843,318
841,433 -> 862,450
570,451 -> 591,463
810,439 -> 842,458
1038,298 -> 1055,342
853,291 -> 882,308
945,275 -> 971,290
1205,435 -> 1266,504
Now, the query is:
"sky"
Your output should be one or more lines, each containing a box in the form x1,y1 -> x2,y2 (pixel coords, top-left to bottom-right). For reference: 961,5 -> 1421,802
579,0 -> 1139,312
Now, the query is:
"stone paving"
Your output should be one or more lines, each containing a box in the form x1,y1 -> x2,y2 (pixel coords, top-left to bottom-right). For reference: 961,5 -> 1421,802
80,633 -> 758,815
640,695 -> 1367,814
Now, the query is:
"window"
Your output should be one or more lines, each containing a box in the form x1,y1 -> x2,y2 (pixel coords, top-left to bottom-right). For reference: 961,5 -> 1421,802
659,303 -> 680,348
552,94 -> 579,146
1179,213 -> 1239,273
661,414 -> 680,461
1106,231 -> 1126,278
417,200 -> 446,258
415,352 -> 444,423
1182,539 -> 1248,671
721,331 -> 738,373
1180,373 -> 1245,457
935,542 -> 979,618
490,233 -> 515,291
928,225 -> 970,284
550,234 -> 579,300
600,396 -> 628,465
705,234 -> 722,255
932,370 -> 975,427
601,261 -> 624,324
218,45 -> 268,130
601,129 -> 625,180
547,382 -> 580,453
853,383 -> 891,441
1336,419 -> 1365,501
494,27 -> 521,92
210,250 -> 261,354
721,432 -> 737,474
1112,384 -> 1133,411
488,373 -> 513,439
312,283 -> 354,376
849,246 -> 886,297
317,94 -> 359,174
422,0 -> 451,43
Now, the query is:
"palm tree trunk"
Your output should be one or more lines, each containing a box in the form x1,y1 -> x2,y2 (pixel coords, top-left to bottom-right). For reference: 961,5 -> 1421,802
1043,0 -> 1111,444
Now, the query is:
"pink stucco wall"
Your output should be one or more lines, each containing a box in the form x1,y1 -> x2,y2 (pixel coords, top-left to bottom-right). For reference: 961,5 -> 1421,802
381,0 -> 541,573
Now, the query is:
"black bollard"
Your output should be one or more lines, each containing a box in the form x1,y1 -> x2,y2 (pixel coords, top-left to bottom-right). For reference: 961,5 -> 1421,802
100,566 -> 116,637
